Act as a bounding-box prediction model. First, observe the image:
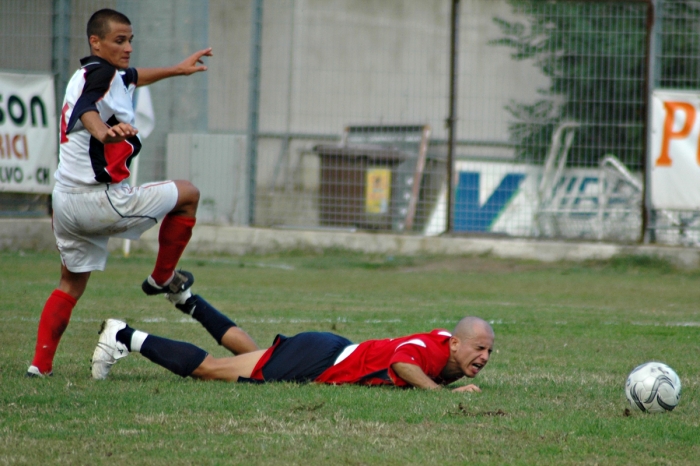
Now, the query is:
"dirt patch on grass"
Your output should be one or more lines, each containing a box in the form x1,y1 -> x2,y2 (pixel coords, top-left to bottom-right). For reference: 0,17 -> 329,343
448,403 -> 508,417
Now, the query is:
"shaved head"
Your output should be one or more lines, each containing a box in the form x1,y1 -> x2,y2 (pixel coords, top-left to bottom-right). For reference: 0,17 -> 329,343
442,316 -> 495,380
452,316 -> 494,341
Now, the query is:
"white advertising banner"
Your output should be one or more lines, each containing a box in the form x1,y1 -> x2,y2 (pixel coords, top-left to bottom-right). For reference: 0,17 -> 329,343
424,159 -> 641,241
0,71 -> 57,193
650,89 -> 700,210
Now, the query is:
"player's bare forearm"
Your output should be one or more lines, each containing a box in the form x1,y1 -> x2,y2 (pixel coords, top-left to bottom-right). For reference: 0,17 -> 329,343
80,111 -> 137,143
391,363 -> 441,389
137,47 -> 213,86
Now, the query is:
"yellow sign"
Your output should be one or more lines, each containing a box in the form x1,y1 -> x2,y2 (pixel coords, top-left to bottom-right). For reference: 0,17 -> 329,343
366,169 -> 391,214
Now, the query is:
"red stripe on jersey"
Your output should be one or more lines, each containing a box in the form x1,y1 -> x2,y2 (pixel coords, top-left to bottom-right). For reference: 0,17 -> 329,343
60,103 -> 70,144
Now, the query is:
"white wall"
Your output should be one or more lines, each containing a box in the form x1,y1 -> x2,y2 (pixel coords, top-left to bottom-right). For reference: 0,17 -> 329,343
208,0 -> 548,191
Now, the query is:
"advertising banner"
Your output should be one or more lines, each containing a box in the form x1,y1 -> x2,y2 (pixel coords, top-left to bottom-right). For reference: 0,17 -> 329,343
650,89 -> 700,210
424,159 -> 641,241
0,71 -> 57,193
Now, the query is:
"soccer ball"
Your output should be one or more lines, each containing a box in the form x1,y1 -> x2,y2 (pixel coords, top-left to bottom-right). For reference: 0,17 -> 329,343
625,362 -> 681,413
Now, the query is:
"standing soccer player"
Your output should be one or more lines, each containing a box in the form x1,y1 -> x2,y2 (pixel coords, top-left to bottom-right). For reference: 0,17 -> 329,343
27,9 -> 212,377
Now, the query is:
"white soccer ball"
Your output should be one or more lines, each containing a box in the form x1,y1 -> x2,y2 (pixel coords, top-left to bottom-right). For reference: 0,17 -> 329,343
625,362 -> 681,413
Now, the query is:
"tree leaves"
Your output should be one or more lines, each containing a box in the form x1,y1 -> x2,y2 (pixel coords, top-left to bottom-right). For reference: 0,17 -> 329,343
490,1 -> 700,167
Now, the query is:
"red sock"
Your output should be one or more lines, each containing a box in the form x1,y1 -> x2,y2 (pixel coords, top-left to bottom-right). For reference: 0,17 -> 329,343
31,289 -> 77,374
150,214 -> 196,285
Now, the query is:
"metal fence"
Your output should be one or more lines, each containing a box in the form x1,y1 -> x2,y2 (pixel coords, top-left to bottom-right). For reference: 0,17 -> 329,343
2,0 -> 699,245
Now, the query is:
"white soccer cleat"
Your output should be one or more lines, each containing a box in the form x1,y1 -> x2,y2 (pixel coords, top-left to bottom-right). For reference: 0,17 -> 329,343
91,319 -> 129,380
165,287 -> 193,306
26,365 -> 52,378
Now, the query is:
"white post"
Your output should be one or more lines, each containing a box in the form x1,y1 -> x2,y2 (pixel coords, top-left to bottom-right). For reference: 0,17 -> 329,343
123,87 -> 154,257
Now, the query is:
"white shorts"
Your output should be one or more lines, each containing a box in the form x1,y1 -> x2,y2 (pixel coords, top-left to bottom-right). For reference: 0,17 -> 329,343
52,181 -> 179,273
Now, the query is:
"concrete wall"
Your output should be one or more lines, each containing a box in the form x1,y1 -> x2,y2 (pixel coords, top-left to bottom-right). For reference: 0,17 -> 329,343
207,0 -> 549,190
1,0 -> 547,185
4,218 -> 700,270
1,0 -> 549,229
0,0 -> 53,73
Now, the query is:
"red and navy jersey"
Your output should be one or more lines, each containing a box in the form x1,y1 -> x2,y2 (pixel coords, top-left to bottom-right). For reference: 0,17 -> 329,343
316,329 -> 457,387
55,56 -> 142,188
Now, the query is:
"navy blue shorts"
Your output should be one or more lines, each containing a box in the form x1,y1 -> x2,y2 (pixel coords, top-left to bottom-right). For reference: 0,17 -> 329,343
261,332 -> 353,383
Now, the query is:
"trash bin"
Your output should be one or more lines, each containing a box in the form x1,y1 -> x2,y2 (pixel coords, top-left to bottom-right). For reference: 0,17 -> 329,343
314,144 -> 407,230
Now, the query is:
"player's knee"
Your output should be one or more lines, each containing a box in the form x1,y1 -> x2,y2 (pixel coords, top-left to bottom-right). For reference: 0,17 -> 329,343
178,180 -> 200,205
173,180 -> 200,215
188,183 -> 200,205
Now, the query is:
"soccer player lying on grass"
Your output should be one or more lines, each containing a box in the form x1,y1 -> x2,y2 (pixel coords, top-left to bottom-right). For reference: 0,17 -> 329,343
91,289 -> 494,392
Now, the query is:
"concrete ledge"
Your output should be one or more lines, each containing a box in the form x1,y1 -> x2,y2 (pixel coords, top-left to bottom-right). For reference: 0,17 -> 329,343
0,218 -> 56,251
2,218 -> 699,269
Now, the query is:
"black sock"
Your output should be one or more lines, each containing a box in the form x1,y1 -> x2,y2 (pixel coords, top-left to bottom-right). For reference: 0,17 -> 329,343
116,325 -> 135,348
139,335 -> 208,378
177,294 -> 237,345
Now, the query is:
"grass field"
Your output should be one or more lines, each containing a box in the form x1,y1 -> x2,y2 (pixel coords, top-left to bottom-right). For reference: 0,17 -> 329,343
2,249 -> 700,465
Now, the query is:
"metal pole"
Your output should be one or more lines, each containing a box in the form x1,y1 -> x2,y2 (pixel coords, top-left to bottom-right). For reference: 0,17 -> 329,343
52,0 -> 71,115
643,0 -> 661,243
247,0 -> 264,226
446,0 -> 461,234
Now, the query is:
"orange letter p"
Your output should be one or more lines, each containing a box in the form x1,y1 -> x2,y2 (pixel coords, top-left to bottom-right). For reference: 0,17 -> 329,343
656,101 -> 696,167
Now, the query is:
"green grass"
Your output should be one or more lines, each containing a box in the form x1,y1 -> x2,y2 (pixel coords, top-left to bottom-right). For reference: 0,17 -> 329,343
2,249 -> 700,465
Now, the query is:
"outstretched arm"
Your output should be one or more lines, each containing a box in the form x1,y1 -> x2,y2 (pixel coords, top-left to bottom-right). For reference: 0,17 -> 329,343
391,362 -> 441,389
137,47 -> 213,87
391,362 -> 481,392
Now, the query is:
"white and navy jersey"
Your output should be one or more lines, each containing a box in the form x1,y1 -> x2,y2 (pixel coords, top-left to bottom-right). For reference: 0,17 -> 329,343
55,56 -> 142,188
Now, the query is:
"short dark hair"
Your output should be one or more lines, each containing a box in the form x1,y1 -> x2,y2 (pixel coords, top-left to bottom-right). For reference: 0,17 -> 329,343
87,9 -> 131,40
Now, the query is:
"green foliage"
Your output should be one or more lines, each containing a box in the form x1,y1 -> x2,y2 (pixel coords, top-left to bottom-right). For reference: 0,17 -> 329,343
492,0 -> 700,167
2,250 -> 700,464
